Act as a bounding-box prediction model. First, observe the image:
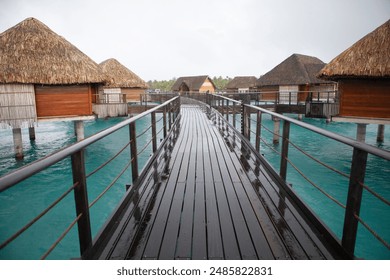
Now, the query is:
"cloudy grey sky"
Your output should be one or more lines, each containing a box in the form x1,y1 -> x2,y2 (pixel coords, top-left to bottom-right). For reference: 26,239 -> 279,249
1,0 -> 389,81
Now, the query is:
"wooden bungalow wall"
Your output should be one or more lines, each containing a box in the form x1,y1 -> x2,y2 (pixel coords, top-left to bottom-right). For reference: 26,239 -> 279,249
199,78 -> 215,93
0,84 -> 37,128
258,86 -> 278,101
339,79 -> 390,119
122,88 -> 145,102
258,84 -> 335,103
35,85 -> 94,118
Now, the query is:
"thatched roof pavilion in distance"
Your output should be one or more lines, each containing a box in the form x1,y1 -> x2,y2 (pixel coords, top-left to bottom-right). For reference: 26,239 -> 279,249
171,75 -> 216,93
226,76 -> 257,93
257,54 -> 326,87
318,19 -> 390,126
93,58 -> 148,118
256,53 -> 336,104
100,58 -> 148,90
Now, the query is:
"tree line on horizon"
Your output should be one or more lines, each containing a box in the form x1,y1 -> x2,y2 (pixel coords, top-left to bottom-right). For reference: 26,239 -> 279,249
147,76 -> 233,91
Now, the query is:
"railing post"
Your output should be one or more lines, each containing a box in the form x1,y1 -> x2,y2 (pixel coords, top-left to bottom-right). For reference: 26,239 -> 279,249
280,120 -> 290,181
168,103 -> 172,131
232,102 -> 236,129
241,103 -> 245,136
255,111 -> 262,152
241,104 -> 250,140
226,100 -> 229,122
71,150 -> 92,257
246,106 -> 251,141
342,147 -> 368,256
151,111 -> 157,153
163,107 -> 167,138
129,122 -> 138,182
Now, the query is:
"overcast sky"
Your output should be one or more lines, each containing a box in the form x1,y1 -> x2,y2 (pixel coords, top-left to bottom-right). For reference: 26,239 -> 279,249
1,0 -> 389,81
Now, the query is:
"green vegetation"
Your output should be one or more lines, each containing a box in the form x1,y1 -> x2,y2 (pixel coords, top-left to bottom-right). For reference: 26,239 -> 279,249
147,78 -> 176,92
212,76 -> 232,90
147,76 -> 232,91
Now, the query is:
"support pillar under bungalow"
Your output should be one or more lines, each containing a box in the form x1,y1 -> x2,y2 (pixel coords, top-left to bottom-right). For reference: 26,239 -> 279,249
74,120 -> 85,141
12,128 -> 24,160
377,124 -> 385,143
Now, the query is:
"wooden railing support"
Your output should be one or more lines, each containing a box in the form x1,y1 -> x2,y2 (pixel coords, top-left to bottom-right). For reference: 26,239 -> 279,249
241,103 -> 245,137
232,102 -> 236,129
255,111 -> 262,153
342,148 -> 368,255
151,111 -> 157,153
71,150 -> 92,257
280,121 -> 290,181
168,103 -> 172,131
129,122 -> 138,182
163,107 -> 167,138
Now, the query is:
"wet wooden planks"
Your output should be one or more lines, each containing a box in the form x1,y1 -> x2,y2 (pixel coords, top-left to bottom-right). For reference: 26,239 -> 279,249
96,105 -> 338,260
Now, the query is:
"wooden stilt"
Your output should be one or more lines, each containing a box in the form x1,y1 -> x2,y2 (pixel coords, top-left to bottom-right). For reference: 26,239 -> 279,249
28,126 -> 36,141
273,117 -> 280,144
377,124 -> 385,143
356,123 -> 367,142
12,128 -> 24,159
74,121 -> 85,141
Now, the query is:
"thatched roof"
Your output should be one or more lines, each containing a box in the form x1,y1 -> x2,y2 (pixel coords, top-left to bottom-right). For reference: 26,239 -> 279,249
318,20 -> 390,80
257,53 -> 329,86
171,75 -> 215,91
0,17 -> 104,84
226,76 -> 257,89
99,58 -> 148,89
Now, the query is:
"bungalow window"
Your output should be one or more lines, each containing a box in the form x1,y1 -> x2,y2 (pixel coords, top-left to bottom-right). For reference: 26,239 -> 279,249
279,85 -> 298,104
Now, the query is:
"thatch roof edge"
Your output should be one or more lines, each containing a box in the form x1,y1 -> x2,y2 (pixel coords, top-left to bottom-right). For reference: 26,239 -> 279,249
318,19 -> 390,80
0,17 -> 105,85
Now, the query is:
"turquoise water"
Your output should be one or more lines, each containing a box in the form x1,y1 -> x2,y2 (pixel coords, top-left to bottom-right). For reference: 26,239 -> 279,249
0,113 -> 389,259
241,114 -> 390,259
0,115 -> 163,260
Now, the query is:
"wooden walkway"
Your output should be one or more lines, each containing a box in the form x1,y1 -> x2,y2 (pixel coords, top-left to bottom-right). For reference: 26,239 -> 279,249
92,104 -> 345,260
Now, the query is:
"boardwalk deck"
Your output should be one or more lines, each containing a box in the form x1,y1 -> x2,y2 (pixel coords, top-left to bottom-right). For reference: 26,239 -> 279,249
92,104 -> 346,260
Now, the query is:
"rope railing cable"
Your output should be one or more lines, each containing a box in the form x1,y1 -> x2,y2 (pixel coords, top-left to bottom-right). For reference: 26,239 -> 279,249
360,182 -> 390,207
40,213 -> 82,260
0,182 -> 78,250
156,125 -> 165,136
259,137 -> 281,155
0,96 -> 180,192
287,139 -> 350,179
137,138 -> 153,157
284,156 -> 346,209
286,139 -> 390,207
89,160 -> 132,208
86,140 -> 131,178
354,213 -> 390,250
260,122 -> 282,138
136,123 -> 152,139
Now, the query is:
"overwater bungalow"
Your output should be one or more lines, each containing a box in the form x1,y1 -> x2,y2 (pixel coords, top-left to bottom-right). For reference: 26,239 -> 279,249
318,20 -> 390,142
171,75 -> 216,94
0,17 -> 105,157
96,58 -> 148,118
225,76 -> 257,93
256,53 -> 336,105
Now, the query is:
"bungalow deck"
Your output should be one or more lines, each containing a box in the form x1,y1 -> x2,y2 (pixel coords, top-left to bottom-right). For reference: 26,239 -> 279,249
92,104 -> 345,260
